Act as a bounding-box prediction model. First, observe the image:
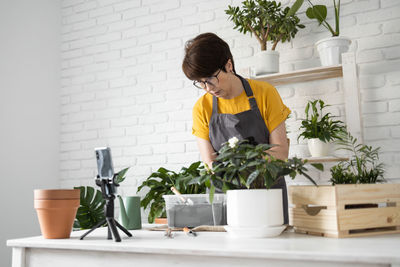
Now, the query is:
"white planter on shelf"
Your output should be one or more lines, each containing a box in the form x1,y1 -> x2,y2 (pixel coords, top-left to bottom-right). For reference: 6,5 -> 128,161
224,189 -> 285,238
307,138 -> 331,157
253,50 -> 279,75
316,36 -> 351,66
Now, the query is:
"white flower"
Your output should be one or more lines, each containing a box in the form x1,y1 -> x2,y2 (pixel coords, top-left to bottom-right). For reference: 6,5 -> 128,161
228,137 -> 239,148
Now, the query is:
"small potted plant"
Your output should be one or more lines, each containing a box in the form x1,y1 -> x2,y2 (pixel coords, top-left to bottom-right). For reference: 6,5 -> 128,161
137,162 -> 207,224
305,0 -> 351,65
298,99 -> 346,157
191,137 -> 322,238
225,0 -> 304,75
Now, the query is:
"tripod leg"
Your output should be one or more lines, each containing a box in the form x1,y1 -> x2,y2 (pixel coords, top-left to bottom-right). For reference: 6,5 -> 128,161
114,220 -> 133,237
106,218 -> 121,242
80,219 -> 106,240
107,226 -> 112,240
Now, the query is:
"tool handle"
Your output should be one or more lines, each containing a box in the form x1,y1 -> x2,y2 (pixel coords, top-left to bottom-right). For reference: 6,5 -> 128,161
171,186 -> 187,203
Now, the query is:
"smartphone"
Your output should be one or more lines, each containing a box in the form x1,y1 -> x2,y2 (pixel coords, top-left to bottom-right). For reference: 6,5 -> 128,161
95,147 -> 115,180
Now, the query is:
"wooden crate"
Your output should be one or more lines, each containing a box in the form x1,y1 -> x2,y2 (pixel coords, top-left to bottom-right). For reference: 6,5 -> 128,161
288,184 -> 400,238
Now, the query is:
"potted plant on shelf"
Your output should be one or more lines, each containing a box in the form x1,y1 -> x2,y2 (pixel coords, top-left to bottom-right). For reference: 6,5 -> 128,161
225,0 -> 305,75
190,137 -> 322,238
305,0 -> 350,66
298,99 -> 346,157
289,131 -> 399,238
137,162 -> 207,224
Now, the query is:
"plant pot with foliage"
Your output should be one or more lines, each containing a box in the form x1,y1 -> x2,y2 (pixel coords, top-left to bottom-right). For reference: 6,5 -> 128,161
225,0 -> 304,75
191,137 -> 322,238
289,132 -> 400,238
305,0 -> 351,66
137,162 -> 207,224
298,99 -> 346,157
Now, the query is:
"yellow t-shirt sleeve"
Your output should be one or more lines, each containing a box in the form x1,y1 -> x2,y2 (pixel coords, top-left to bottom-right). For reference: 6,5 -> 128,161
263,84 -> 291,132
192,97 -> 210,140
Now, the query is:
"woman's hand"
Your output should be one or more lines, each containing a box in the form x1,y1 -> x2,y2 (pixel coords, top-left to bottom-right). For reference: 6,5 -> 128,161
196,137 -> 216,168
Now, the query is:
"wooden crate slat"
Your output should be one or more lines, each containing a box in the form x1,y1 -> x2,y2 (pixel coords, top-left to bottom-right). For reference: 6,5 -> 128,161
336,184 -> 400,206
289,208 -> 338,231
338,206 -> 400,230
288,185 -> 336,206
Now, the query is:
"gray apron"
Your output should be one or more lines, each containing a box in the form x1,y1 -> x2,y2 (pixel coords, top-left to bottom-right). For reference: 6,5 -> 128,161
209,74 -> 288,224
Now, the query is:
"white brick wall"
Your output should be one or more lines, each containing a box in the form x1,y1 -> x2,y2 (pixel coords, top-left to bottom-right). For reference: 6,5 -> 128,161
60,0 -> 400,194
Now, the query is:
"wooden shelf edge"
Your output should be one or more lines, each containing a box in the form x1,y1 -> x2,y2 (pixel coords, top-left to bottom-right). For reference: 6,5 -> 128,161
250,65 -> 343,86
305,156 -> 349,163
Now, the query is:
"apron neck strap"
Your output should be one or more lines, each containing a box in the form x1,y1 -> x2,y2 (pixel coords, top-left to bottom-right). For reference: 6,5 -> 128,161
212,74 -> 258,114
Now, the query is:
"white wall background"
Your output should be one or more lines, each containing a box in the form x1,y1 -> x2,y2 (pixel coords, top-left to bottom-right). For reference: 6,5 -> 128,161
59,0 -> 400,193
0,0 -> 60,266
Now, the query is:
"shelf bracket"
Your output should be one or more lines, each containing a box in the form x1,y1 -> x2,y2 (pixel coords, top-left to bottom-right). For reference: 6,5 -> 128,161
342,52 -> 363,143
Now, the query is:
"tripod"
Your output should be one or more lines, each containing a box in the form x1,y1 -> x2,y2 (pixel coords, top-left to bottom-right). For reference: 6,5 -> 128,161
80,174 -> 132,242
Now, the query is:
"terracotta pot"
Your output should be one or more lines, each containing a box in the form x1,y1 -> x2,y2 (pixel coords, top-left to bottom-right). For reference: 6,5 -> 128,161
154,217 -> 168,224
34,189 -> 80,239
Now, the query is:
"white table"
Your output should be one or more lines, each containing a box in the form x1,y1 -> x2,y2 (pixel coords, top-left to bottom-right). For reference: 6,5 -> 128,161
7,226 -> 400,267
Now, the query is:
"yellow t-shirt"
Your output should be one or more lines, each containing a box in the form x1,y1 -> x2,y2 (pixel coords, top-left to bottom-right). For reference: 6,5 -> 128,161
192,79 -> 291,141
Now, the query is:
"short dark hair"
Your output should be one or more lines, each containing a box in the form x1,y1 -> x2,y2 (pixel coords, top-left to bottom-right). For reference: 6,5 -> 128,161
182,33 -> 236,81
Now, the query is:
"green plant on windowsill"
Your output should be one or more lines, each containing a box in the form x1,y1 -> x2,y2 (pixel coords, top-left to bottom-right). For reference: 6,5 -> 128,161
189,137 -> 323,202
298,99 -> 346,143
330,132 -> 385,185
225,0 -> 305,51
137,162 -> 207,224
73,168 -> 129,230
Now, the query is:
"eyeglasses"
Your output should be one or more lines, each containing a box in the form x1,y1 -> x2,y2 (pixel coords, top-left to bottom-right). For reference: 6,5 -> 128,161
193,69 -> 222,90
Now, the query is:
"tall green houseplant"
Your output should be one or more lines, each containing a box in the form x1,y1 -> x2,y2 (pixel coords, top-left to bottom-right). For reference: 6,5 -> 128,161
225,0 -> 305,51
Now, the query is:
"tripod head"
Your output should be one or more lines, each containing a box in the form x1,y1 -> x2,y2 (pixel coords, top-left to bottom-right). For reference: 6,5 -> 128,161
95,173 -> 120,200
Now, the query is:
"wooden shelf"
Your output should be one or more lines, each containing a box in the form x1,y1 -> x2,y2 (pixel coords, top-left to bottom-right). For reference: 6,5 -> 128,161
305,156 -> 349,163
250,65 -> 343,86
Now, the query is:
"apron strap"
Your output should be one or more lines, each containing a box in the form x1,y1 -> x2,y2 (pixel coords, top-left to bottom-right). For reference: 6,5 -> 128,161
237,74 -> 258,111
212,74 -> 258,114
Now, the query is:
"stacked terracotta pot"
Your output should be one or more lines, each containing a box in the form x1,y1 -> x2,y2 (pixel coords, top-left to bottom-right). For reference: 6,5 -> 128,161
34,189 -> 80,239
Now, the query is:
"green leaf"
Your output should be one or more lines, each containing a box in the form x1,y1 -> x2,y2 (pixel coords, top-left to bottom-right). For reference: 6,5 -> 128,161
74,186 -> 105,230
311,163 -> 324,171
287,0 -> 304,17
114,167 -> 129,184
246,170 -> 260,187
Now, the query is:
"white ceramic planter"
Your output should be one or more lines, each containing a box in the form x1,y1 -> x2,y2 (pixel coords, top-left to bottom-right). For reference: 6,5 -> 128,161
316,36 -> 351,66
253,50 -> 279,75
307,138 -> 331,157
227,189 -> 283,227
226,189 -> 285,238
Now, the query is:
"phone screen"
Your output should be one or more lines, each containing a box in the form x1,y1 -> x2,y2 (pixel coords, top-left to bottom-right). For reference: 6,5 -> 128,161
95,147 -> 114,179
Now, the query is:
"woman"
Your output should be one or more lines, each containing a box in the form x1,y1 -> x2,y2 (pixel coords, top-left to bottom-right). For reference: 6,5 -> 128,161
182,33 -> 291,224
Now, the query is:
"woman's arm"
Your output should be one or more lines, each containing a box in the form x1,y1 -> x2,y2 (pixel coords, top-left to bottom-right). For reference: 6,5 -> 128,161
268,121 -> 289,160
196,137 -> 216,168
